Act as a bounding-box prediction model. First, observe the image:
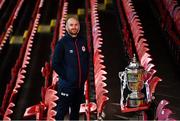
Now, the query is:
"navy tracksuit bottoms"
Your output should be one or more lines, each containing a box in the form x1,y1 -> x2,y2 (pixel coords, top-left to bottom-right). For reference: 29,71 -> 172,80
55,85 -> 84,120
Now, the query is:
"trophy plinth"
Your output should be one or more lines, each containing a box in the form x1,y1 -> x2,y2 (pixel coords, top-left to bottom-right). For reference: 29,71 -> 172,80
127,91 -> 145,108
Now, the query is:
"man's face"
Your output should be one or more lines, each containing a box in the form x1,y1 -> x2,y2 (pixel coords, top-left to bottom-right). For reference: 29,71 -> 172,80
66,18 -> 80,37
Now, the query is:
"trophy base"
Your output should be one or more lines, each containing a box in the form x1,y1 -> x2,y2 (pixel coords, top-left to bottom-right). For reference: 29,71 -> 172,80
127,96 -> 145,108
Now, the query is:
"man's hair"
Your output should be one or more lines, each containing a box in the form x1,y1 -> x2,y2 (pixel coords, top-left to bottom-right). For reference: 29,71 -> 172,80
65,15 -> 79,24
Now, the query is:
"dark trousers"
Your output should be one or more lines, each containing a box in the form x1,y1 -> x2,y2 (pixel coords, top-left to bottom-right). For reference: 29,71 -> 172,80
55,86 -> 83,120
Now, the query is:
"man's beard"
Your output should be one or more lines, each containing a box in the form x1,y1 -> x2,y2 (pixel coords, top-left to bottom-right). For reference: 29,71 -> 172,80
70,31 -> 78,35
68,29 -> 79,37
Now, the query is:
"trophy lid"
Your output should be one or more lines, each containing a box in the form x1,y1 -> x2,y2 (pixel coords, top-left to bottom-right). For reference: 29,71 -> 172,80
126,54 -> 141,70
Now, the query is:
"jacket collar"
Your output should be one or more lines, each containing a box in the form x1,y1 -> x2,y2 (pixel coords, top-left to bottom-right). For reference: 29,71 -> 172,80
65,32 -> 80,40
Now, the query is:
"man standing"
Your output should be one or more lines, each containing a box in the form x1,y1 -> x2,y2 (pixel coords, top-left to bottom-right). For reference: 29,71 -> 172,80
52,16 -> 89,120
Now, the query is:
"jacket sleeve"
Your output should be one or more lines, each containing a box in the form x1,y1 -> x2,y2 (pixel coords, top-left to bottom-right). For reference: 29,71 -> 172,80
52,40 -> 64,77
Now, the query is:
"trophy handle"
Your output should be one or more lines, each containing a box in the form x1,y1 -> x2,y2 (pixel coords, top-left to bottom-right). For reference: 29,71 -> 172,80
119,72 -> 125,81
119,72 -> 127,88
118,71 -> 126,109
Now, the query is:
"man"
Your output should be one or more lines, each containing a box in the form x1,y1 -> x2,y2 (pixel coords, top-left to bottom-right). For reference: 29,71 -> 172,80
52,16 -> 89,120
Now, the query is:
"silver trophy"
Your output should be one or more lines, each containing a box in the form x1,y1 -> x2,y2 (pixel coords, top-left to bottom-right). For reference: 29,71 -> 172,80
119,55 -> 146,108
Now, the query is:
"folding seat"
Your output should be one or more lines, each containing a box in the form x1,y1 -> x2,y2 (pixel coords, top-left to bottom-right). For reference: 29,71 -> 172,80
133,29 -> 144,44
94,56 -> 104,68
52,72 -> 59,86
126,10 -> 134,22
169,2 -> 178,18
94,66 -> 107,76
94,64 -> 106,74
93,43 -> 102,53
134,32 -> 144,44
157,108 -> 174,120
127,11 -> 136,23
46,88 -> 58,120
96,95 -> 109,119
131,18 -> 142,29
146,76 -> 161,101
93,37 -> 103,48
93,40 -> 103,50
123,0 -> 130,5
95,81 -> 107,91
123,3 -> 133,17
156,99 -> 169,119
46,109 -> 56,121
131,23 -> 142,34
93,48 -> 103,59
144,63 -> 155,72
94,52 -> 103,60
79,83 -> 97,117
93,22 -> 102,29
138,38 -> 147,44
142,61 -> 155,71
96,89 -> 108,106
126,1 -> 133,8
135,38 -> 147,47
94,70 -> 107,83
137,45 -> 150,57
45,88 -> 58,106
13,69 -> 26,92
94,50 -> 104,59
24,103 -> 44,119
93,17 -> 99,24
140,52 -> 151,66
141,57 -> 152,68
41,62 -> 51,83
132,16 -> 141,24
0,0 -> 5,9
92,28 -> 101,38
156,99 -> 176,120
79,102 -> 97,114
95,48 -> 102,54
94,69 -> 106,78
131,21 -> 143,35
3,102 -> 15,120
145,69 -> 157,83
173,7 -> 180,34
95,81 -> 107,90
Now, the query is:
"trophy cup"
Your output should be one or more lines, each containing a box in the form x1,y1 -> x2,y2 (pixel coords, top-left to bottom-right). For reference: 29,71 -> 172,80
119,54 -> 146,108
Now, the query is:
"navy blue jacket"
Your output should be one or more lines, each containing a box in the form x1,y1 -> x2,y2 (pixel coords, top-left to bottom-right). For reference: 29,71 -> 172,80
52,33 -> 89,89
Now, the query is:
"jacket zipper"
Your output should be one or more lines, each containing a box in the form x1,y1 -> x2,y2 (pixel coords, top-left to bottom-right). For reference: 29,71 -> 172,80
74,40 -> 82,88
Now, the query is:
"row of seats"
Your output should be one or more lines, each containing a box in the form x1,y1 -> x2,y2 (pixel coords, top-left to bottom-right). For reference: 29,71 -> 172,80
0,0 -> 30,114
153,0 -> 180,67
162,0 -> 180,34
121,0 -> 156,77
0,0 -> 5,9
120,0 -> 177,120
23,0 -> 98,120
116,0 -> 133,58
0,0 -> 23,51
90,0 -> 109,120
84,0 -> 98,119
1,0 -> 44,120
120,0 -> 164,116
23,0 -> 67,120
0,0 -> 18,35
45,1 -> 69,120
